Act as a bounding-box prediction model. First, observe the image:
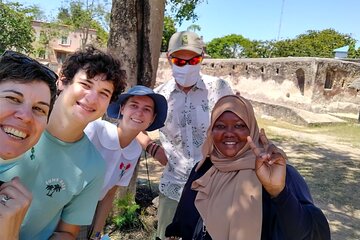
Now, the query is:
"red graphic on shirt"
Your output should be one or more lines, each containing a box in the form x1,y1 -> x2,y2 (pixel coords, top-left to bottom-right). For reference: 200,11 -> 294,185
119,162 -> 131,180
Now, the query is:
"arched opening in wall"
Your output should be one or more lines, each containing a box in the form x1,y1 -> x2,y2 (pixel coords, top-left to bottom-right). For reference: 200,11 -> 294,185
260,66 -> 264,73
325,71 -> 334,89
276,68 -> 280,75
211,63 -> 215,68
232,65 -> 236,70
245,65 -> 248,71
295,68 -> 305,96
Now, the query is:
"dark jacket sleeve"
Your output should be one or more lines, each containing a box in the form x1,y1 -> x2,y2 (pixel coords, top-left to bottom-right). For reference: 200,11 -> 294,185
165,160 -> 212,240
269,165 -> 331,240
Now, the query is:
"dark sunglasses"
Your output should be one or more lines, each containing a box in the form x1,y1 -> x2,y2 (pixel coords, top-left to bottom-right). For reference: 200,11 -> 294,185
170,55 -> 203,67
1,50 -> 58,81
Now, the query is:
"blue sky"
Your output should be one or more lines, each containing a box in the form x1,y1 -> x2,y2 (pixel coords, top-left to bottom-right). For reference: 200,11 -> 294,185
15,0 -> 360,43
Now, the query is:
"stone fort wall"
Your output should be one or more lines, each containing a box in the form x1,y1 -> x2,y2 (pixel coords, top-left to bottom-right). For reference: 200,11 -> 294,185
156,57 -> 360,114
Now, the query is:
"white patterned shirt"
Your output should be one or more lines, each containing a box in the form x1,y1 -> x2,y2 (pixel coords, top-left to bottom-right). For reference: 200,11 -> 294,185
155,74 -> 233,201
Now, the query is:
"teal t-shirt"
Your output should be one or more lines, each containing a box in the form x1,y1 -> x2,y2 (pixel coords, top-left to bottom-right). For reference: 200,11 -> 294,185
0,153 -> 39,190
19,130 -> 106,240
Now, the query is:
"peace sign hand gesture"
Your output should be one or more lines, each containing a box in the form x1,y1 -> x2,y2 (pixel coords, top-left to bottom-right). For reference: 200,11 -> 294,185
247,129 -> 287,198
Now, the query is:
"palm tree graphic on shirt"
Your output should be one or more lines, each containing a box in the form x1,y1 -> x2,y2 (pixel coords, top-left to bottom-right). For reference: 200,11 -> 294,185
45,184 -> 63,197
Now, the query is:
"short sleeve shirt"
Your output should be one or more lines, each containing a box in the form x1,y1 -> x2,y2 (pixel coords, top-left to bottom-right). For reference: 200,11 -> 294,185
19,131 -> 106,240
155,74 -> 233,201
0,154 -> 39,189
84,119 -> 142,199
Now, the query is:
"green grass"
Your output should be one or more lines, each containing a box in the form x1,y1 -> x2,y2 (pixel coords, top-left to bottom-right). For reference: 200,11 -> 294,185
256,116 -> 360,148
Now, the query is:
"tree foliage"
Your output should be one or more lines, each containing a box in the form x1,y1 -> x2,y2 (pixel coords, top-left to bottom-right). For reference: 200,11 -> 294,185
271,29 -> 354,58
161,16 -> 177,52
206,29 -> 358,59
166,0 -> 206,25
206,34 -> 252,58
32,22 -> 63,58
57,0 -> 110,48
0,2 -> 36,53
187,24 -> 201,32
161,1 -> 205,52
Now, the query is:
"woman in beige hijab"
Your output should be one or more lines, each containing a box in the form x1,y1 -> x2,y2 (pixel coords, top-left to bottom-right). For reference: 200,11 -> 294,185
165,95 -> 330,240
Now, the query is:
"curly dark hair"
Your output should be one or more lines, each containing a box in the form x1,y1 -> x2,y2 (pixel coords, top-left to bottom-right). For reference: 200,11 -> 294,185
0,52 -> 58,116
59,45 -> 127,102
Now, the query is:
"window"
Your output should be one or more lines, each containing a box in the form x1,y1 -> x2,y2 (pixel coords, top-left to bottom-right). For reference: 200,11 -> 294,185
60,36 -> 70,45
324,71 -> 334,89
56,52 -> 68,64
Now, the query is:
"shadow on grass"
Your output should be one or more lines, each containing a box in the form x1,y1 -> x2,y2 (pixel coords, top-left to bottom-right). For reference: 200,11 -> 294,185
274,136 -> 360,240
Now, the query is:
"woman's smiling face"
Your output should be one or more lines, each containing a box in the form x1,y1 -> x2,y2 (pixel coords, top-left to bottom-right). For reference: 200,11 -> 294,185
212,111 -> 250,157
0,81 -> 51,159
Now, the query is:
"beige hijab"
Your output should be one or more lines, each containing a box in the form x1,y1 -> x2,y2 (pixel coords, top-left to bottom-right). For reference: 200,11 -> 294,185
192,95 -> 263,240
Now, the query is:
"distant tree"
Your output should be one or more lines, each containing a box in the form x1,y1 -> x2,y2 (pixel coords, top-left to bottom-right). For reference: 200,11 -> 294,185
187,24 -> 201,32
32,22 -> 63,59
57,0 -> 110,48
242,40 -> 275,58
166,0 -> 206,25
206,34 -> 252,58
271,29 -> 354,58
0,2 -> 36,53
161,1 -> 205,53
161,15 -> 177,52
348,41 -> 360,58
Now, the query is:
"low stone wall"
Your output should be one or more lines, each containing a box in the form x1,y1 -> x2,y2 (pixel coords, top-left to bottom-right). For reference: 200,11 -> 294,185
156,57 -> 360,115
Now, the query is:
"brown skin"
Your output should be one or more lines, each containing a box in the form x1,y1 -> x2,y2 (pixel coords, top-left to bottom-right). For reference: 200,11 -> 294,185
212,112 -> 286,198
247,129 -> 287,198
212,111 -> 250,157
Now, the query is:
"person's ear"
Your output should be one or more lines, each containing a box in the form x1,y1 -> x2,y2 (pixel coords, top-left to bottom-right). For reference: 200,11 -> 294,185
56,77 -> 67,96
120,105 -> 124,117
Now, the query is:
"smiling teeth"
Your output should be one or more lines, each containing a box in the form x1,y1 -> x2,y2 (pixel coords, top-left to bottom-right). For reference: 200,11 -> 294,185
82,105 -> 94,111
3,127 -> 27,139
131,118 -> 143,123
224,142 -> 236,145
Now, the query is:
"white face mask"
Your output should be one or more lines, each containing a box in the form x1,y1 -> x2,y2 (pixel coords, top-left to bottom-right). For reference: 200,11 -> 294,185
172,64 -> 201,87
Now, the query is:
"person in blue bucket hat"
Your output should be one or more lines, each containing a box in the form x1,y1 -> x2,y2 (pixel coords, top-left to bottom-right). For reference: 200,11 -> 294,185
77,85 -> 168,240
107,85 -> 167,131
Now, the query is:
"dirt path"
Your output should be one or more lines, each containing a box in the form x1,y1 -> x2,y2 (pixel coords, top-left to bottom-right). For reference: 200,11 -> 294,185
137,126 -> 360,240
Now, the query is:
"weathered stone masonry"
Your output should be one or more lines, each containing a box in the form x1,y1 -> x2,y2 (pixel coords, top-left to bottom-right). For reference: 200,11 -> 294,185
156,57 -> 360,115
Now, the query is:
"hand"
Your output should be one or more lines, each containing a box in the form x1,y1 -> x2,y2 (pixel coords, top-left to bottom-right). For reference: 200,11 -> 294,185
0,177 -> 32,239
153,146 -> 168,166
247,129 -> 286,197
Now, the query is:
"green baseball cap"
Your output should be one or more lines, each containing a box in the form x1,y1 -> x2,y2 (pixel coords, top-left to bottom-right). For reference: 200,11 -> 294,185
168,31 -> 204,55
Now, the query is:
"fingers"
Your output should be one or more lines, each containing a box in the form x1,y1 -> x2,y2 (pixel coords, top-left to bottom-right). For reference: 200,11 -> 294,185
0,178 -> 32,211
259,128 -> 269,150
247,136 -> 261,157
0,178 -> 32,200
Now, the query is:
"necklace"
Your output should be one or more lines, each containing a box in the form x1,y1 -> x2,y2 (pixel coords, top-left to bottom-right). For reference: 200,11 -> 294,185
30,147 -> 35,160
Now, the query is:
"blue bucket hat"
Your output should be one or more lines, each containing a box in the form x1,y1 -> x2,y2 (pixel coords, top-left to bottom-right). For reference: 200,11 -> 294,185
107,85 -> 167,131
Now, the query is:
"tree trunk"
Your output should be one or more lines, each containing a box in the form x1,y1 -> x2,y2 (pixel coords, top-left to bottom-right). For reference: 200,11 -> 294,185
107,0 -> 165,211
108,0 -> 165,87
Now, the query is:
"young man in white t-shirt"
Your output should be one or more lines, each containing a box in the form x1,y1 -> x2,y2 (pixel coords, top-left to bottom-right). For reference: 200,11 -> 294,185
79,85 -> 167,239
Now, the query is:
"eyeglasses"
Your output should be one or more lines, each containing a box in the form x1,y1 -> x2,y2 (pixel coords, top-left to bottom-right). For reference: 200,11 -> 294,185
170,55 -> 203,67
1,50 -> 58,81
